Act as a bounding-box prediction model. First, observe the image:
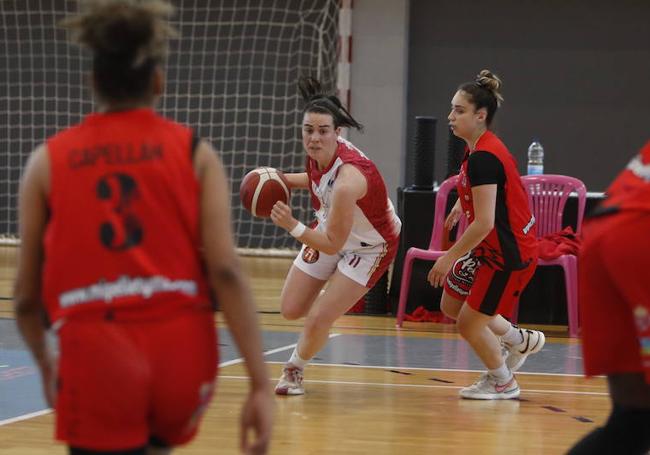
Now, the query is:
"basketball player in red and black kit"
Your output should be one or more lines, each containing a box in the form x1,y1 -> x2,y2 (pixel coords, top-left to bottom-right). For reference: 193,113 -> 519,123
427,70 -> 544,399
13,2 -> 272,454
567,141 -> 650,454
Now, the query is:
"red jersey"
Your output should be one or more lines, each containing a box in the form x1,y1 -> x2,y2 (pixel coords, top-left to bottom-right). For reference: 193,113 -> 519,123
43,108 -> 211,322
457,130 -> 537,270
598,140 -> 650,213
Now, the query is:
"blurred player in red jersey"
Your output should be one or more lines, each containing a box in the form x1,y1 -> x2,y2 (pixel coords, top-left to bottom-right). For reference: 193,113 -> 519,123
567,141 -> 650,454
268,77 -> 401,395
13,1 -> 272,454
428,70 -> 544,400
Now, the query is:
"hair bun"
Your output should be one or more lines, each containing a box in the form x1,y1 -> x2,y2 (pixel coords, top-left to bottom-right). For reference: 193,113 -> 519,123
475,69 -> 504,106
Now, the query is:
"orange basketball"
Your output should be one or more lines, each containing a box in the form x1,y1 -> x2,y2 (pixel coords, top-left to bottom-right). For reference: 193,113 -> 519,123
239,167 -> 291,218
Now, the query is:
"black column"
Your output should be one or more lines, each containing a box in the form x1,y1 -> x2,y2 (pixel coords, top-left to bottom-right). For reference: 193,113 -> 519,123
411,116 -> 437,189
446,128 -> 465,179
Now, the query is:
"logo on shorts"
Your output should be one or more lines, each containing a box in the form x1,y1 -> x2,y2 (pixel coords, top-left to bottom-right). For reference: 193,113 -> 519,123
302,247 -> 320,264
451,252 -> 479,285
447,252 -> 480,296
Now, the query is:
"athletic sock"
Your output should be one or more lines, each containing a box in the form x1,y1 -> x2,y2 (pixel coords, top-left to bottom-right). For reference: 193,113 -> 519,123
501,325 -> 524,345
489,363 -> 512,382
289,348 -> 309,369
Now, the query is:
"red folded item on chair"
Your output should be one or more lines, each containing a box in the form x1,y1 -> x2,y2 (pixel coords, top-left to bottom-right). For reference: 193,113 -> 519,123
403,306 -> 451,323
538,226 -> 582,260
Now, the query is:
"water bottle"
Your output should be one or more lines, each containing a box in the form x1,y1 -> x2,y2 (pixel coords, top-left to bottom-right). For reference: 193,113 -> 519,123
527,140 -> 544,175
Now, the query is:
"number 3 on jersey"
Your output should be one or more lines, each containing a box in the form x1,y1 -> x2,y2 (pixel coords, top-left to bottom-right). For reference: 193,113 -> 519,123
96,173 -> 143,250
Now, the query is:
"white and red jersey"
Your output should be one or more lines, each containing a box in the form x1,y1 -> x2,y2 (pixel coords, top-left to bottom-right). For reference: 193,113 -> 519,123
306,137 -> 401,251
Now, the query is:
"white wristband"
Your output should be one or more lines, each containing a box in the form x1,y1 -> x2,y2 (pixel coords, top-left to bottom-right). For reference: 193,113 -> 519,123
289,222 -> 307,238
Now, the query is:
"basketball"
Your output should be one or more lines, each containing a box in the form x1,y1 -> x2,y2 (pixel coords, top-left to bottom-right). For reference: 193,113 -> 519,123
239,167 -> 291,218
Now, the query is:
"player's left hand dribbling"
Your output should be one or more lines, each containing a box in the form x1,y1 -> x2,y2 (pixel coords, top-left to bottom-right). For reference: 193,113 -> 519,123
270,201 -> 295,231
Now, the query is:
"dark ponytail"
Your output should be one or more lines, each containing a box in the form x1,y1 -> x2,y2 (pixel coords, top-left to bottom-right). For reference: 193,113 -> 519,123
299,76 -> 363,131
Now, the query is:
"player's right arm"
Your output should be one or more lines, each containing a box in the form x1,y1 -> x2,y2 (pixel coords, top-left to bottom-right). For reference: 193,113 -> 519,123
270,164 -> 365,255
284,172 -> 309,189
194,140 -> 272,454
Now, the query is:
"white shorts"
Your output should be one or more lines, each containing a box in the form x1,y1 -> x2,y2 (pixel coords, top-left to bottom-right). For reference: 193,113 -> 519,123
293,241 -> 396,288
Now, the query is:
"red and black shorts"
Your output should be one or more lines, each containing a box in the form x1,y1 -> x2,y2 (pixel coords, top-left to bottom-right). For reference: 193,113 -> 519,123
579,210 -> 650,384
444,251 -> 537,317
55,307 -> 218,451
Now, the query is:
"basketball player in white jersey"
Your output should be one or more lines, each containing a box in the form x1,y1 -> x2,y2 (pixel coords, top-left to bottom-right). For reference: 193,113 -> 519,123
269,77 -> 401,395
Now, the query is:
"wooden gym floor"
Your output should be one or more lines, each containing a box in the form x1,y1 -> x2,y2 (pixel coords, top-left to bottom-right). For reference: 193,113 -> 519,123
0,247 -> 607,454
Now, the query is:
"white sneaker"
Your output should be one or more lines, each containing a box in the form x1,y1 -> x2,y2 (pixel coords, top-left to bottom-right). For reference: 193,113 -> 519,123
459,373 -> 520,400
504,328 -> 545,372
274,363 -> 305,396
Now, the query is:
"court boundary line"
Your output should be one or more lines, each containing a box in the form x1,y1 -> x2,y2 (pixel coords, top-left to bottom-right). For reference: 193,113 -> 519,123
262,360 -> 591,378
0,409 -> 52,427
218,374 -> 608,397
219,333 -> 341,368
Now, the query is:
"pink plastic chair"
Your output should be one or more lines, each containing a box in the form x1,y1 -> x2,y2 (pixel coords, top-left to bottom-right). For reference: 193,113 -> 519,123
517,174 -> 587,337
395,175 -> 469,327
